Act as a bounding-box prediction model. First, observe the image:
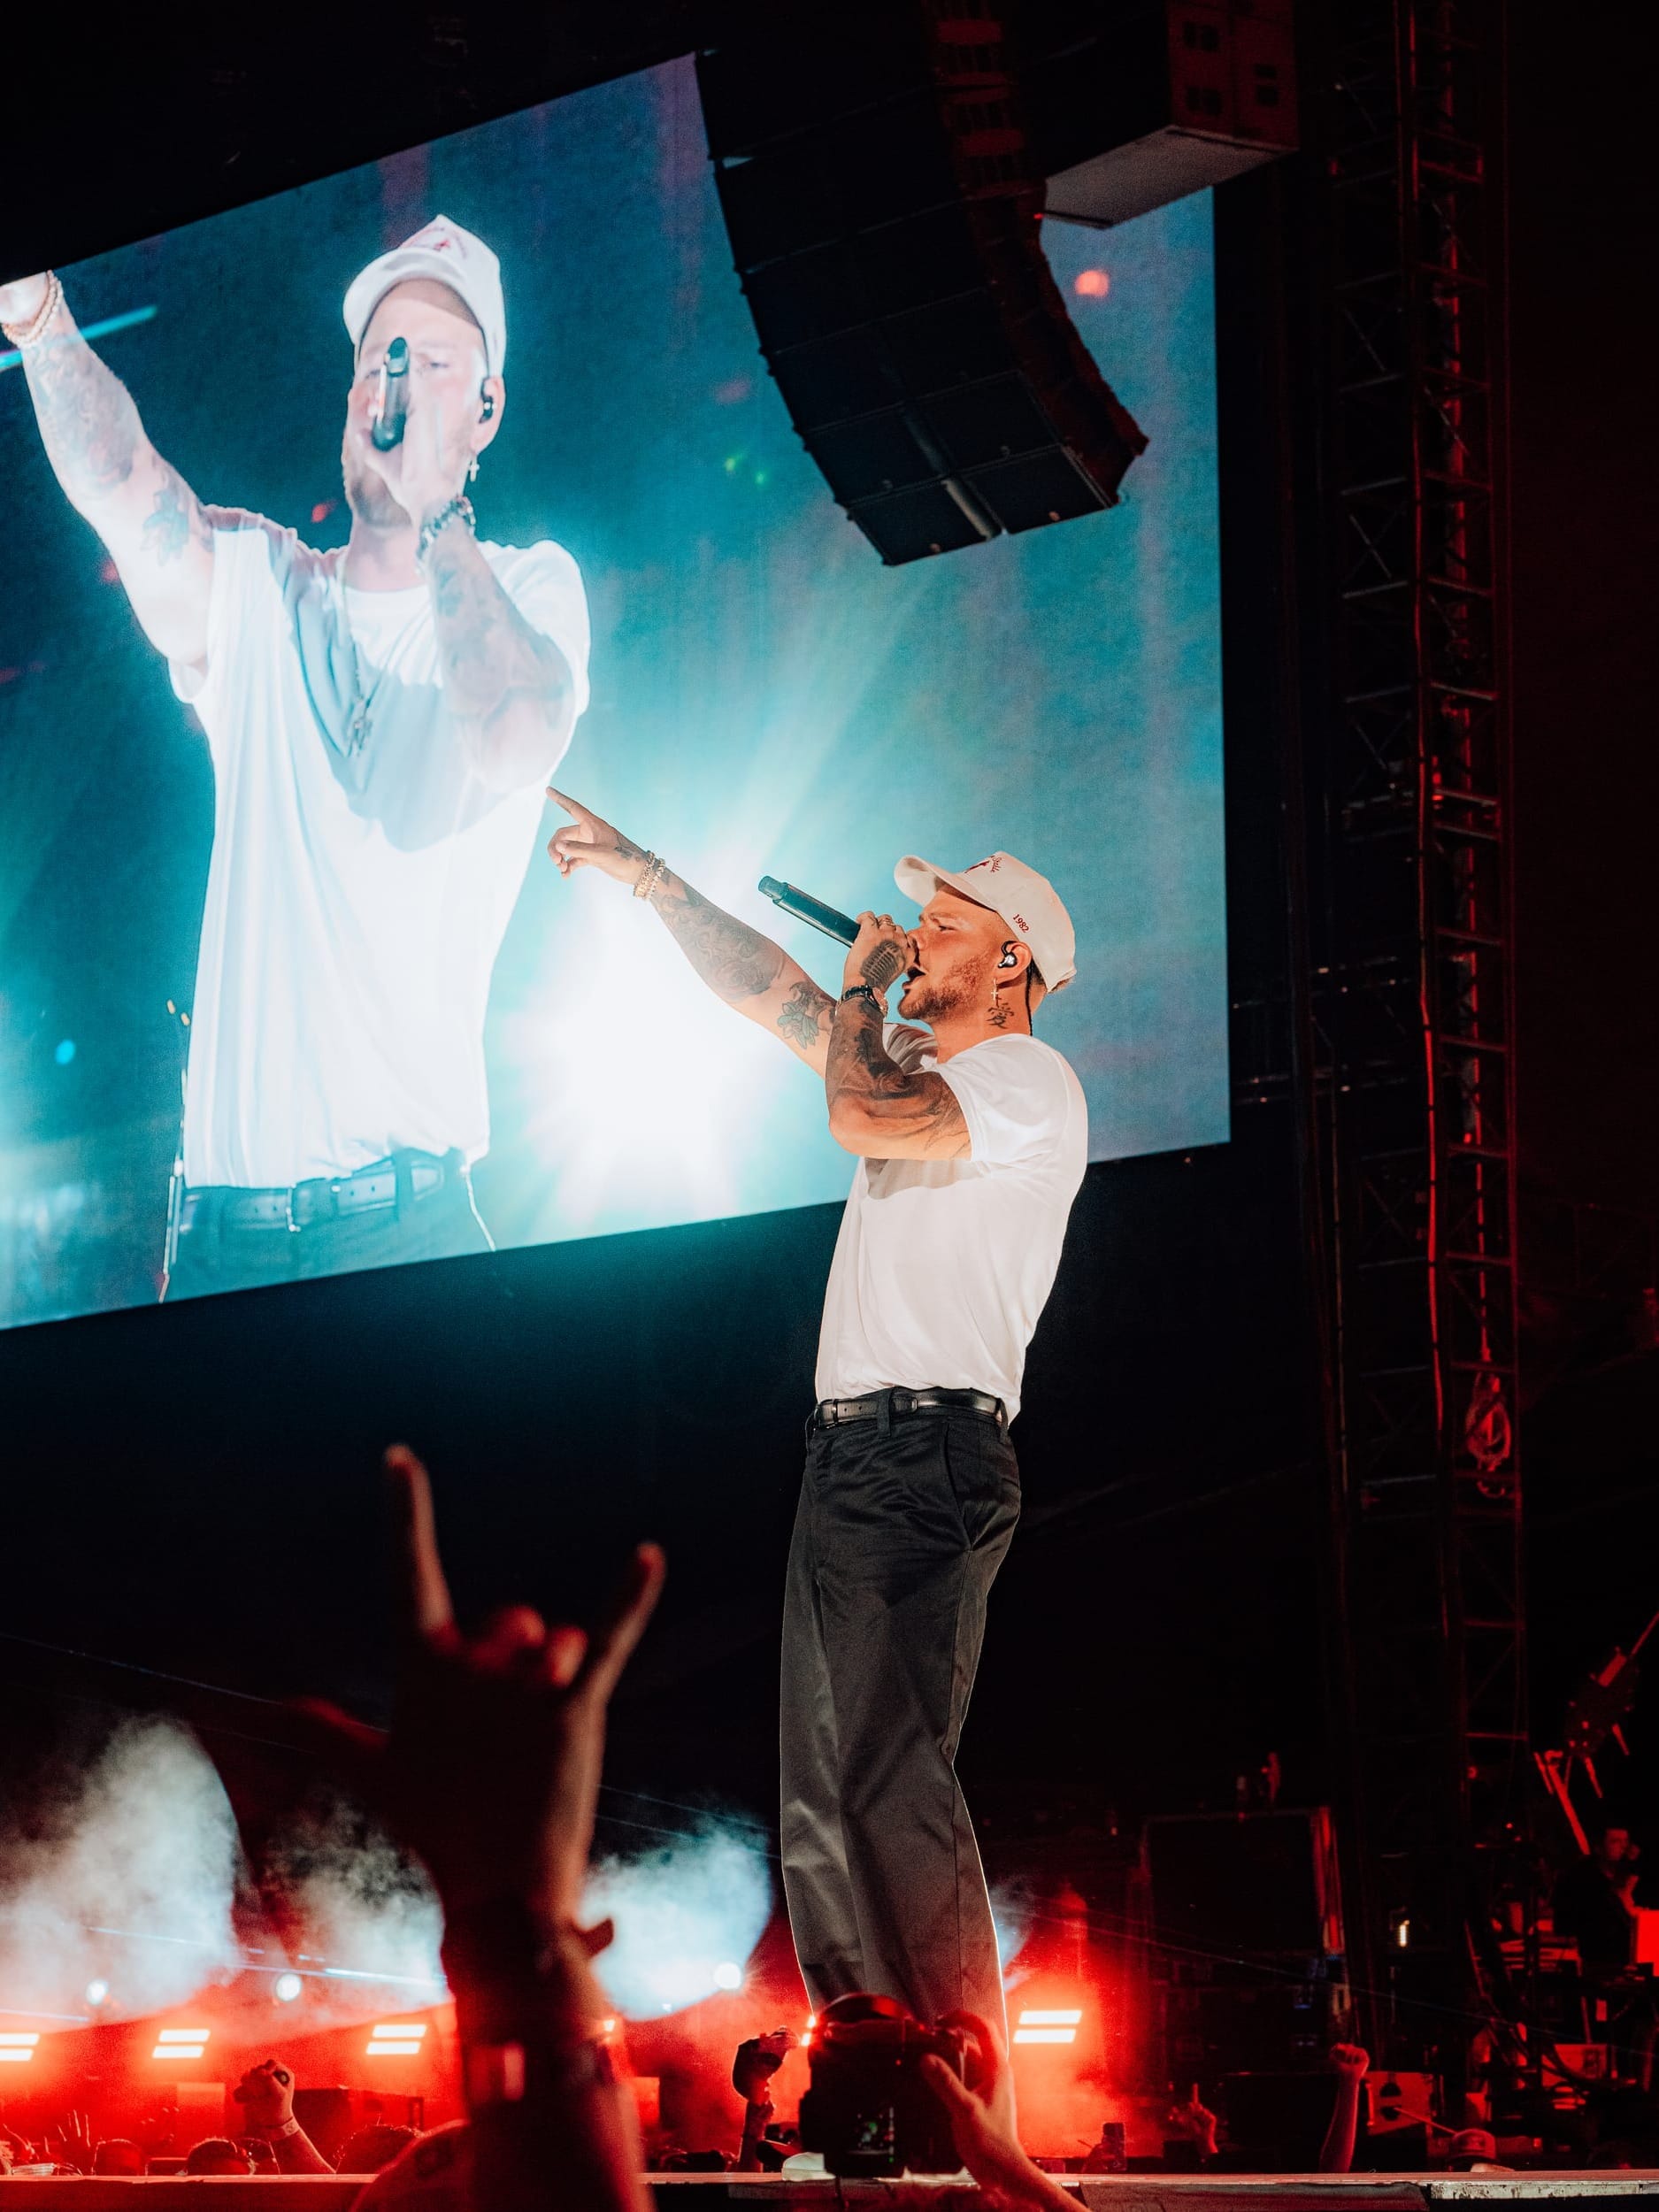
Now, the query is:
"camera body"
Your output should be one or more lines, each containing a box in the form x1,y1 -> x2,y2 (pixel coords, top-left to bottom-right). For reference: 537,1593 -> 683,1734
797,1993 -> 967,2178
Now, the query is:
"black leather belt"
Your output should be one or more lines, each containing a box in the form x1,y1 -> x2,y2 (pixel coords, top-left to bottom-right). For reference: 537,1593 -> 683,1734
179,1148 -> 465,1233
813,1386 -> 1006,1430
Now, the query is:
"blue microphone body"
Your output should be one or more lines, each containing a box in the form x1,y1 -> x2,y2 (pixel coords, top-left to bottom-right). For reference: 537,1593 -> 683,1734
758,877 -> 860,947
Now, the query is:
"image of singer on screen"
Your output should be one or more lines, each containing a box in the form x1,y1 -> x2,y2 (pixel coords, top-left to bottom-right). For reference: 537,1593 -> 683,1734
0,216 -> 590,1298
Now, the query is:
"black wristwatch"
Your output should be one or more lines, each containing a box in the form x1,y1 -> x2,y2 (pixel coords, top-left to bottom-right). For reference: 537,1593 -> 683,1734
840,983 -> 882,1008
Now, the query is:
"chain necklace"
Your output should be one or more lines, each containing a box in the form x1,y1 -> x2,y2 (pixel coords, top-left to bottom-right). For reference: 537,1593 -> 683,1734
333,564 -> 395,756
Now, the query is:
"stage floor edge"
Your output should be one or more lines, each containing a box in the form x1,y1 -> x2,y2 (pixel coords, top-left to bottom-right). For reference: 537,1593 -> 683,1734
4,2177 -> 1659,2206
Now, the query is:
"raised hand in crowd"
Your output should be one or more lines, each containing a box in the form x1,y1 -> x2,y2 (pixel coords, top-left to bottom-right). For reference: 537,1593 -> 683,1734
1165,2082 -> 1221,2160
43,2112 -> 96,2174
733,2028 -> 795,2171
1318,2041 -> 1371,2175
918,2013 -> 1073,2212
299,1444 -> 665,2212
232,2059 -> 333,2175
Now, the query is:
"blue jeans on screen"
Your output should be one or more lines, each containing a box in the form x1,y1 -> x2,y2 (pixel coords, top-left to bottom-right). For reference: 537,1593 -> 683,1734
163,1150 -> 492,1302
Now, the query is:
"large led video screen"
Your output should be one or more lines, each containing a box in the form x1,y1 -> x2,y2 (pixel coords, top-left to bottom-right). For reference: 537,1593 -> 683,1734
0,58 -> 1225,1330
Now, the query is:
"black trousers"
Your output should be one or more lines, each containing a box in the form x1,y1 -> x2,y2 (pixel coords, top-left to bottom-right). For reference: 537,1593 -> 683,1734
780,1396 -> 1020,2035
164,1156 -> 492,1301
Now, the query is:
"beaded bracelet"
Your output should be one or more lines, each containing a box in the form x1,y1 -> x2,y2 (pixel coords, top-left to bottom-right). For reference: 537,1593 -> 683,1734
633,851 -> 667,903
2,271 -> 63,351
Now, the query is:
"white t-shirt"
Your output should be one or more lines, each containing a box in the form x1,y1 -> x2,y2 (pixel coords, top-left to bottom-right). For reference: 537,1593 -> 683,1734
169,510 -> 589,1188
815,1027 -> 1088,1424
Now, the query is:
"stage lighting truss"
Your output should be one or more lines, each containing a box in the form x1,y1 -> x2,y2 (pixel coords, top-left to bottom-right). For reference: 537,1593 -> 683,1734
1312,0 -> 1521,2081
366,2023 -> 428,2057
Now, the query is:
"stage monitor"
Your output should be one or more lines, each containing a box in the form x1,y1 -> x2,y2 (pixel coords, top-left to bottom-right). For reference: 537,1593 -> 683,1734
0,57 -> 1225,1330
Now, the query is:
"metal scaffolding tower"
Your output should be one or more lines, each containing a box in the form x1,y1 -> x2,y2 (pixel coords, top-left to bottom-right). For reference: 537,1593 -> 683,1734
1317,0 -> 1521,2076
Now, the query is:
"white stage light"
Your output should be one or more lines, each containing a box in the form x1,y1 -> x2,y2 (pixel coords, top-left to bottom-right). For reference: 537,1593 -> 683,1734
274,1972 -> 303,2002
712,1962 -> 742,1991
492,867 -> 842,1245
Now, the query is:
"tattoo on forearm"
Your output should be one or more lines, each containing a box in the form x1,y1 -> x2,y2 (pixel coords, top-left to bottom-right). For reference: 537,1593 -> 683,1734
777,978 -> 831,1051
428,533 -> 570,733
26,327 -> 142,499
655,879 -> 786,1002
827,994 -> 962,1143
141,464 -> 211,566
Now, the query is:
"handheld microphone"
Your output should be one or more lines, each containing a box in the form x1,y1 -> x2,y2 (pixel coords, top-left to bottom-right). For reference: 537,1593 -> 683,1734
758,876 -> 860,947
371,336 -> 411,452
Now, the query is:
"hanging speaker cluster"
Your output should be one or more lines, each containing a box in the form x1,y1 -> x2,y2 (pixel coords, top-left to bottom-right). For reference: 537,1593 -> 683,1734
695,4 -> 1148,565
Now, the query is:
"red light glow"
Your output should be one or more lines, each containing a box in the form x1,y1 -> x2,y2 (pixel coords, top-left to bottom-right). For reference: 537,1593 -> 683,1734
1072,269 -> 1110,299
1013,2006 -> 1083,2047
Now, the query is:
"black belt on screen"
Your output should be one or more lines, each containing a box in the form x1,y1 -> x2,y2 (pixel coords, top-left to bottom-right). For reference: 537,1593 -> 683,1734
179,1148 -> 466,1233
812,1386 -> 1006,1430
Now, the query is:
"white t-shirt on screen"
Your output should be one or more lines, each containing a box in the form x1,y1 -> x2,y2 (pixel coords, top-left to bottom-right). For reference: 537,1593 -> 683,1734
169,510 -> 589,1189
815,1026 -> 1088,1424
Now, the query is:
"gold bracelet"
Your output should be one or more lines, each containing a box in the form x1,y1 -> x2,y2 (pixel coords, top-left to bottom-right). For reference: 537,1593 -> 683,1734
2,270 -> 62,351
633,852 -> 666,904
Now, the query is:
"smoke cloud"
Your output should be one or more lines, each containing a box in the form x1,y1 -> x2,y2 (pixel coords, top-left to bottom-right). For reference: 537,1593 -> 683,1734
0,1716 -> 242,2023
262,1794 -> 444,2018
582,1823 -> 773,2019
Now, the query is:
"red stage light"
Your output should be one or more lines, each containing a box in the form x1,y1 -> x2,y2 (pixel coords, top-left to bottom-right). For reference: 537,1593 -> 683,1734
1013,2007 -> 1082,2047
366,2023 -> 428,2056
151,2027 -> 211,2061
1072,269 -> 1110,299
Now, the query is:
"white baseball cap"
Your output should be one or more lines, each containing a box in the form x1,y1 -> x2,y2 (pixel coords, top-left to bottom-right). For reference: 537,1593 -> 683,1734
342,215 -> 506,375
894,850 -> 1077,993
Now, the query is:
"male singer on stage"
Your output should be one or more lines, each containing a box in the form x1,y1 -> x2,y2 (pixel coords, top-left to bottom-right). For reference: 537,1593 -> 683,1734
0,219 -> 588,1297
546,790 -> 1087,2035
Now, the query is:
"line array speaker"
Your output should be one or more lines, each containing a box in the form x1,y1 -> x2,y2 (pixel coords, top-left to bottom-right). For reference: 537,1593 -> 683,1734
695,4 -> 1147,565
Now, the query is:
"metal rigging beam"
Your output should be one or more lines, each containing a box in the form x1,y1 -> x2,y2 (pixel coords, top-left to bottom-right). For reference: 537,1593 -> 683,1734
1318,0 -> 1522,2079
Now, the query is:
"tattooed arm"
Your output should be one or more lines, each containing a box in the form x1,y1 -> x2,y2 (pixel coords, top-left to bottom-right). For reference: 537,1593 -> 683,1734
426,524 -> 576,794
546,789 -> 835,1074
825,912 -> 970,1160
3,274 -> 212,667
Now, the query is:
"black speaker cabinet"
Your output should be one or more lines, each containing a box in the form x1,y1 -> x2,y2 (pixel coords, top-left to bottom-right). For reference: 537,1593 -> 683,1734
695,7 -> 1147,565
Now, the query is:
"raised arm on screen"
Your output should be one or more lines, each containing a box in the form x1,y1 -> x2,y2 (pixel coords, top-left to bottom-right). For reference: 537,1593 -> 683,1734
2,273 -> 212,670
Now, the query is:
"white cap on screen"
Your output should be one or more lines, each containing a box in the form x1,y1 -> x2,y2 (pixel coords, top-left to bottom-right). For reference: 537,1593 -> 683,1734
894,850 -> 1078,993
342,215 -> 507,375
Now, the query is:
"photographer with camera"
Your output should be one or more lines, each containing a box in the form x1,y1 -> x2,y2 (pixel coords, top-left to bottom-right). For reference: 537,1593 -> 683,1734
918,2009 -> 1075,2208
548,794 -> 1086,2041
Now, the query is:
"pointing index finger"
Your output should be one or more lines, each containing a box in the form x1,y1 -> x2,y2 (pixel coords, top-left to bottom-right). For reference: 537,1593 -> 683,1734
545,787 -> 587,823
